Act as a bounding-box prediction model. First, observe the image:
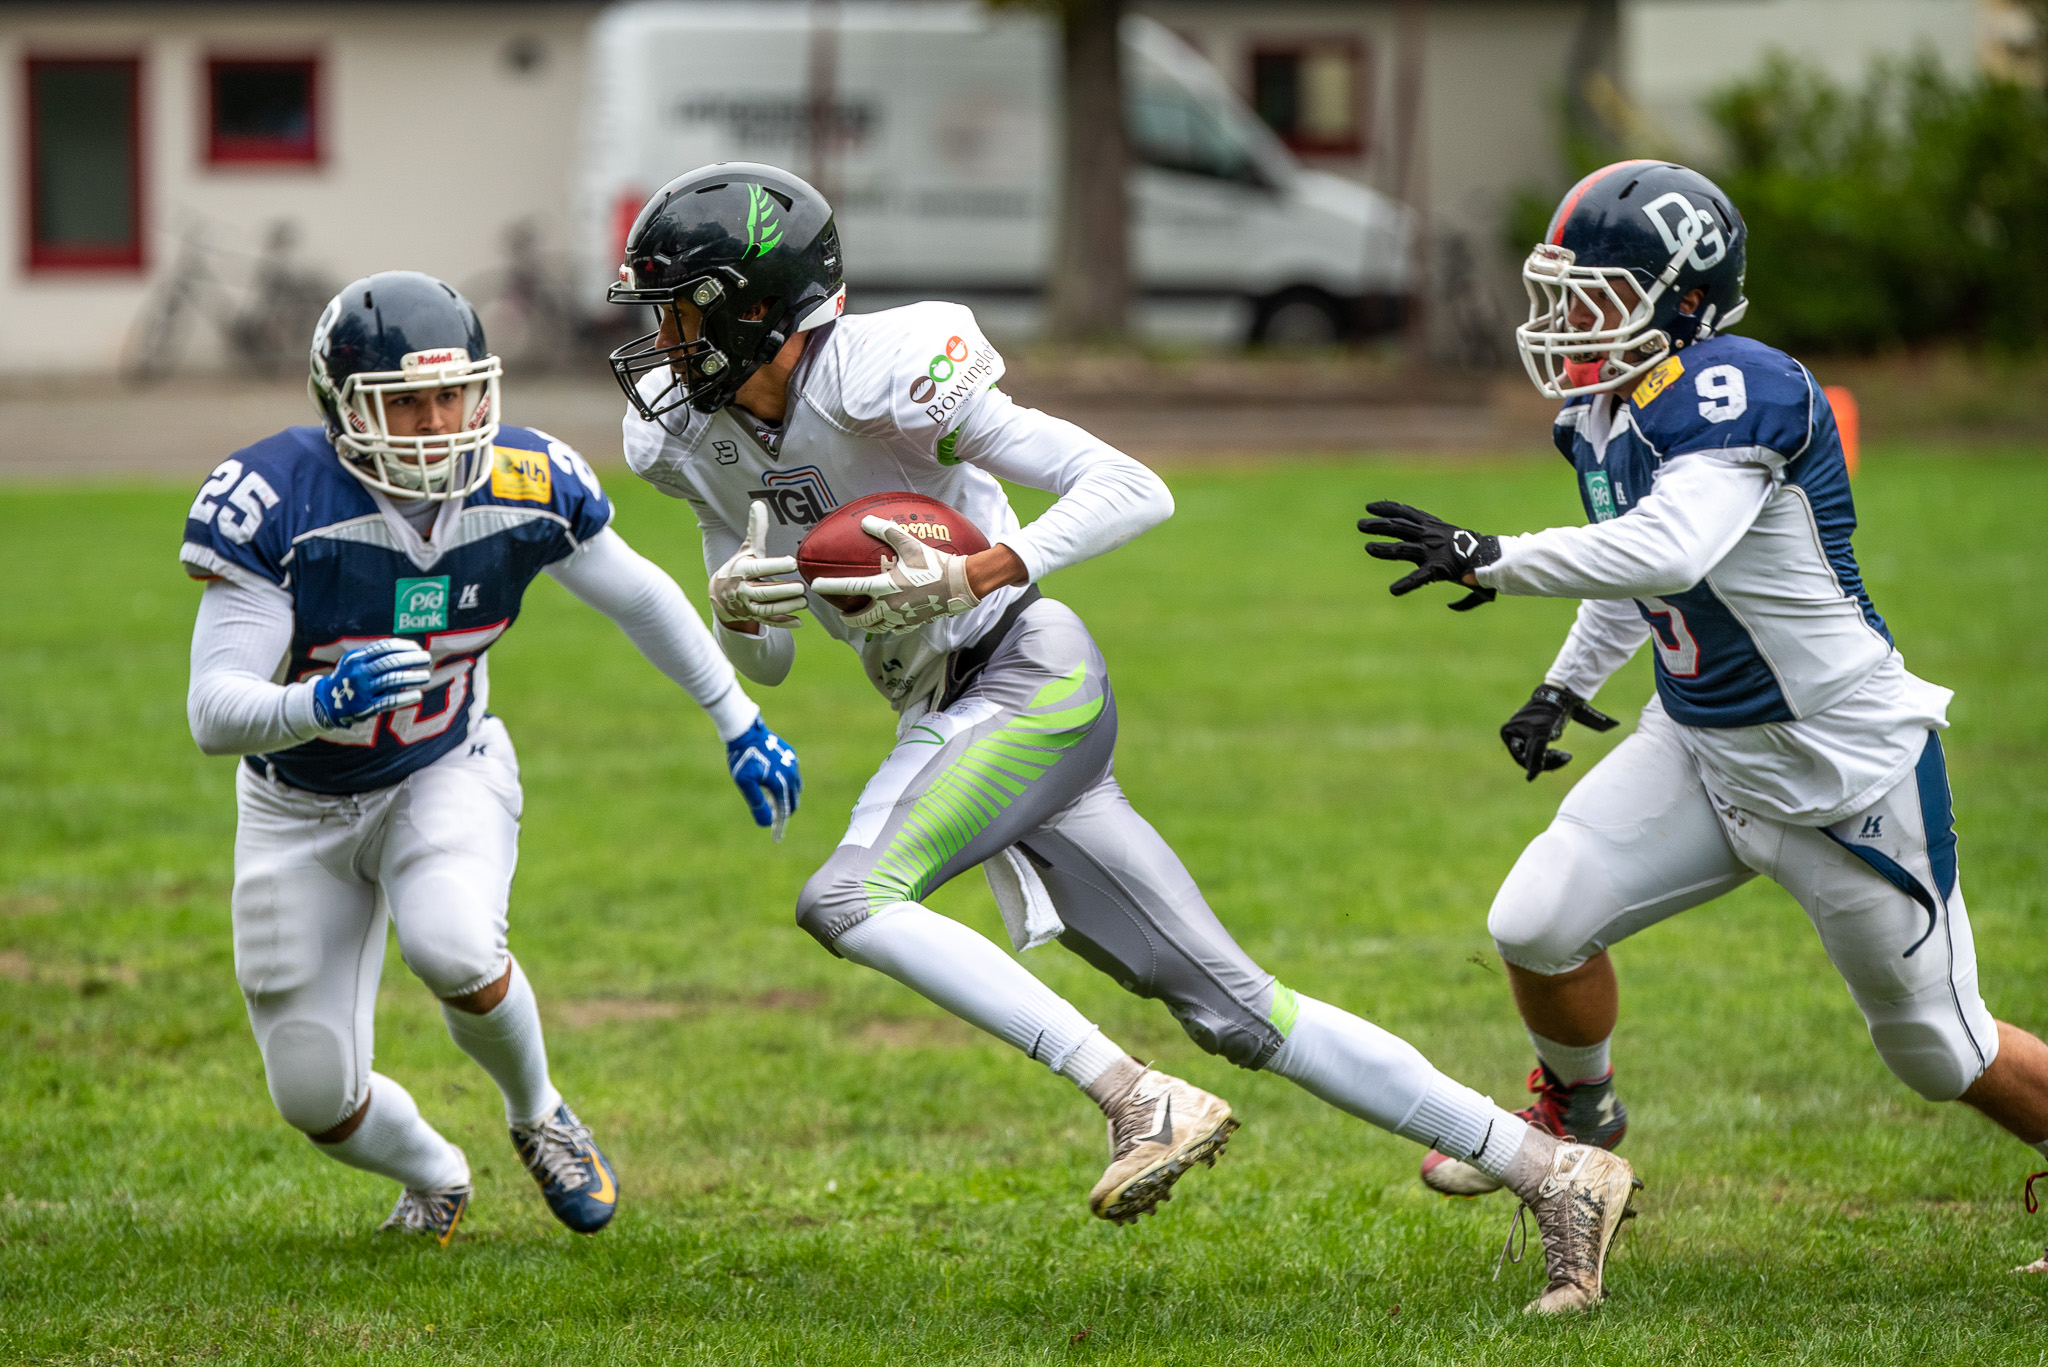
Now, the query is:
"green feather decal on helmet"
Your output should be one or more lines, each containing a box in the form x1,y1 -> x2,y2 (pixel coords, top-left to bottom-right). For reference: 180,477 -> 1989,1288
746,184 -> 784,257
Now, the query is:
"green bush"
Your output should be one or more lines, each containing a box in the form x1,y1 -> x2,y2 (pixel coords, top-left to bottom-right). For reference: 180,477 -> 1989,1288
1709,56 -> 2048,354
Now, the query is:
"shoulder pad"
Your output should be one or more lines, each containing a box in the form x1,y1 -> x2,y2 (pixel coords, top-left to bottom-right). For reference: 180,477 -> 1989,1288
483,425 -> 612,541
815,302 -> 1006,452
1626,335 -> 1815,468
179,427 -> 335,589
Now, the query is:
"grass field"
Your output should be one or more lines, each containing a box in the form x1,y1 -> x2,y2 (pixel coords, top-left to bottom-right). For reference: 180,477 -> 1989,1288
4,448 -> 2047,1364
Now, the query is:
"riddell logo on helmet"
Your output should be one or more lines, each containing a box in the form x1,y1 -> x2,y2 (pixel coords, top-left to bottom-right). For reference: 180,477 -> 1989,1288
402,348 -> 469,374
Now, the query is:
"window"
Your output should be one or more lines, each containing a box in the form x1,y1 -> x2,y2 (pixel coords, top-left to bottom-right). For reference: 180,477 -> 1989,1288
1127,54 -> 1266,185
207,58 -> 319,165
25,57 -> 144,271
1251,41 -> 1368,156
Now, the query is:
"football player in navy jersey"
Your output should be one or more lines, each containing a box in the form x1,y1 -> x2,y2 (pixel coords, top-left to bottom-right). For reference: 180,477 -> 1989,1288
182,271 -> 801,1245
1360,162 -> 2048,1265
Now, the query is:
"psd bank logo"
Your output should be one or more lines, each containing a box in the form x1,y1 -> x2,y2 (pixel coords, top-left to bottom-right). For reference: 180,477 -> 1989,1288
747,466 -> 837,527
394,576 -> 450,633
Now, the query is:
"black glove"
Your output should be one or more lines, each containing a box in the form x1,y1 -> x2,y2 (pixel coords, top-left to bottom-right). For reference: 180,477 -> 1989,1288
1500,683 -> 1619,782
1357,501 -> 1502,611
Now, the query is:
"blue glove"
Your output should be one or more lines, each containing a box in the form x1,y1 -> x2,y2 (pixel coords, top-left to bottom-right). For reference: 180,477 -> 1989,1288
726,716 -> 801,842
312,638 -> 433,729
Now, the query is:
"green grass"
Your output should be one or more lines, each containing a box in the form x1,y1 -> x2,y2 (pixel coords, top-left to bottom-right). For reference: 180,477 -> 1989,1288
4,449 -> 2047,1364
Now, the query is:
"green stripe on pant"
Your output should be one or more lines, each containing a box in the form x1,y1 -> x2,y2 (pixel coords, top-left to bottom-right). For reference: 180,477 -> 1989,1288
862,666 -> 1103,910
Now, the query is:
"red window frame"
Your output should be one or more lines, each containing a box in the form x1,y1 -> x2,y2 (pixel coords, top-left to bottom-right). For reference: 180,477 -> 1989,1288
205,56 -> 321,166
1250,39 -> 1370,158
23,54 -> 146,272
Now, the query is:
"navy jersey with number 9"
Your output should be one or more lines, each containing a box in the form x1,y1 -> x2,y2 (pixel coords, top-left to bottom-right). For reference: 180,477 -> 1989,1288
181,424 -> 611,793
1551,332 -> 1891,728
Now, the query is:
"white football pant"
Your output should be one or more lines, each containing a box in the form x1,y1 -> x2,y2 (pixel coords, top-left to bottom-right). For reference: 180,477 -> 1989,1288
1488,698 -> 1997,1101
231,715 -> 521,1134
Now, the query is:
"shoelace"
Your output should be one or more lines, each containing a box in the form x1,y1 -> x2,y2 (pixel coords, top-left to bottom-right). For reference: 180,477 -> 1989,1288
2025,1171 -> 2047,1215
1494,1150 -> 1597,1283
1492,1202 -> 1530,1280
520,1115 -> 598,1192
387,1188 -> 461,1232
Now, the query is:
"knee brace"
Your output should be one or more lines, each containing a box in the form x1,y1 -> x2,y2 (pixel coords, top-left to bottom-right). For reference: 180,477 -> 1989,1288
1860,993 -> 1998,1102
1488,823 -> 1604,975
796,852 -> 873,951
260,1018 -> 361,1133
1163,998 -> 1281,1070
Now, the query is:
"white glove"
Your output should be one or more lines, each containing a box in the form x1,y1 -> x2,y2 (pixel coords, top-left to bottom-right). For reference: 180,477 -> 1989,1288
710,500 -> 807,628
809,516 -> 982,634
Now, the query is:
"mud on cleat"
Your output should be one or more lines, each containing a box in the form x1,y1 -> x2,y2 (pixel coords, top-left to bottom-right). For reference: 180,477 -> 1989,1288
1086,1066 -> 1238,1224
1422,1063 -> 1627,1197
511,1102 -> 618,1234
379,1184 -> 471,1247
1497,1141 -> 1641,1315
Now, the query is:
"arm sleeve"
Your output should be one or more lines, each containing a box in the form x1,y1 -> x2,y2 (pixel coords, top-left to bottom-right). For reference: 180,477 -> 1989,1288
1543,597 -> 1652,701
1476,451 -> 1775,599
951,387 -> 1174,582
714,619 -> 796,687
187,578 -> 328,756
544,528 -> 760,742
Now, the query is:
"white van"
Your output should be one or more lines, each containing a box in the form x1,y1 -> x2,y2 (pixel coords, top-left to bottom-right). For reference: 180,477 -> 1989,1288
577,1 -> 1413,344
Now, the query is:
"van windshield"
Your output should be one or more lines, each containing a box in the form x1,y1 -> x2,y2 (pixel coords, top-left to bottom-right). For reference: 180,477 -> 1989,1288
1127,56 -> 1272,187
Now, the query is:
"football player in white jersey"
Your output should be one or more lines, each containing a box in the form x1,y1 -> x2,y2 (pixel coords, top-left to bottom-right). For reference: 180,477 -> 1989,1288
182,272 -> 800,1244
1361,161 -> 2048,1269
606,163 -> 1641,1313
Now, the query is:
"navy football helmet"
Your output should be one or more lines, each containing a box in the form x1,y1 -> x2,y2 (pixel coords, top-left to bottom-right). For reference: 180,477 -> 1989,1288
309,271 -> 503,500
606,163 -> 845,420
1516,160 -> 1749,399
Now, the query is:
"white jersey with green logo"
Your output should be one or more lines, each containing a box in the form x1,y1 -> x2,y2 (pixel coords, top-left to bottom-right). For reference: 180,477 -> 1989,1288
623,302 -> 1171,710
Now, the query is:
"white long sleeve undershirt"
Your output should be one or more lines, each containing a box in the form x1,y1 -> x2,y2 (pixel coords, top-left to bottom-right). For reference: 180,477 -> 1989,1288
714,618 -> 796,687
186,527 -> 757,758
1477,451 -> 1775,600
959,387 -> 1175,584
1542,596 -> 1653,701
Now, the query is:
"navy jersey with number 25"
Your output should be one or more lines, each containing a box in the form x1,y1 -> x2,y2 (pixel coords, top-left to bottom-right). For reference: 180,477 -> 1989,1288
180,425 -> 611,793
1551,333 -> 1892,729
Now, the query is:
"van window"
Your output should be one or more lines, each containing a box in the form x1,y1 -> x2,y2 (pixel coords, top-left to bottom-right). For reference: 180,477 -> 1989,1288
1127,65 -> 1265,186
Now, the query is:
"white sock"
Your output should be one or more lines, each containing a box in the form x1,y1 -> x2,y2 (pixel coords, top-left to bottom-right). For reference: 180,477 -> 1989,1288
1267,994 -> 1530,1178
836,902 -> 1123,1087
441,958 -> 562,1126
317,1073 -> 470,1191
1529,1029 -> 1612,1086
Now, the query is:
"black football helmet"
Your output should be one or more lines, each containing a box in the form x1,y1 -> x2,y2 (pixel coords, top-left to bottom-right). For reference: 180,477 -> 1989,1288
606,162 -> 845,420
308,271 -> 502,500
1515,160 -> 1749,399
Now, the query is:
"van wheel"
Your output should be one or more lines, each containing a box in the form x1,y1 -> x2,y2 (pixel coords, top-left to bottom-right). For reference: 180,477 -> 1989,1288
1250,288 -> 1349,347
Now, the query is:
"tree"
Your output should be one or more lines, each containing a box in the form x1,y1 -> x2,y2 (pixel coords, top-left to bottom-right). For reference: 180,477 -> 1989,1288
990,0 -> 1130,341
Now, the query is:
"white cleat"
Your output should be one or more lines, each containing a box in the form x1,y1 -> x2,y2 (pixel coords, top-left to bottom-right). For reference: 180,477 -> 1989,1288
1500,1142 -> 1641,1314
1087,1067 -> 1238,1224
2013,1248 -> 2048,1274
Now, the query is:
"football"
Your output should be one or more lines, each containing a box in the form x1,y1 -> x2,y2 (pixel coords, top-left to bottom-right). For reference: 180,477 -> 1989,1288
796,491 -> 990,611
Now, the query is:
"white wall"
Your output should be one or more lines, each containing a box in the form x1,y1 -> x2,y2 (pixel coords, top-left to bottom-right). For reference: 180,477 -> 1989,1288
0,4 -> 593,376
1625,0 -> 1983,156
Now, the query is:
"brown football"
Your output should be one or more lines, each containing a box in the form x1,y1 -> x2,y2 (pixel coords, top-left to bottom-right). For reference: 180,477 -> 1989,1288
796,491 -> 991,612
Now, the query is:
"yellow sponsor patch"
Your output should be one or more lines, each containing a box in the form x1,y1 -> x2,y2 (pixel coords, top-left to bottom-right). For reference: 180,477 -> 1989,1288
490,445 -> 552,502
1631,355 -> 1684,408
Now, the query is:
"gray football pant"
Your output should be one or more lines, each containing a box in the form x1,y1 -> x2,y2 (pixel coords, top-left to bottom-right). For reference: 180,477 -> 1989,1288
797,597 -> 1290,1069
